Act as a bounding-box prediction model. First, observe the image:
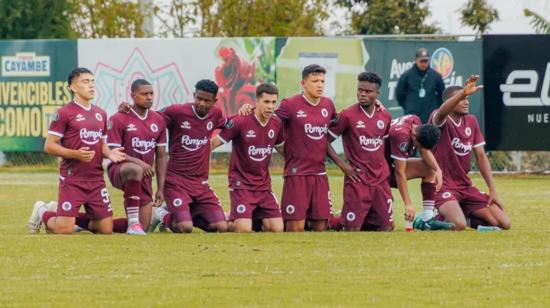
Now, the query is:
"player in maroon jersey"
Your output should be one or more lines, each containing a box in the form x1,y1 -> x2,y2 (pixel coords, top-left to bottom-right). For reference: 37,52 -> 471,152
148,79 -> 228,233
211,83 -> 284,232
239,65 -> 337,232
427,75 -> 511,231
27,67 -> 125,234
105,79 -> 167,235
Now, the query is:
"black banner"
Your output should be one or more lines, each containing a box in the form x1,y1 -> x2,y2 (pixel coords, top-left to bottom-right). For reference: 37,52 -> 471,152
483,34 -> 550,150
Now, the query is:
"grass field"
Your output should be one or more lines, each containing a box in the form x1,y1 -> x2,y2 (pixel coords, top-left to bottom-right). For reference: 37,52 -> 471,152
1,171 -> 549,307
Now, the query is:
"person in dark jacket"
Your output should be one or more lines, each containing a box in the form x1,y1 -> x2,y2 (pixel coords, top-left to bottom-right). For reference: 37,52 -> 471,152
396,48 -> 445,123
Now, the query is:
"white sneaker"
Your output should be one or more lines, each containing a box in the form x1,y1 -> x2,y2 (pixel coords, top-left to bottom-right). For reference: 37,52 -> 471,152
147,207 -> 161,233
46,201 -> 58,212
28,201 -> 46,234
127,223 -> 147,235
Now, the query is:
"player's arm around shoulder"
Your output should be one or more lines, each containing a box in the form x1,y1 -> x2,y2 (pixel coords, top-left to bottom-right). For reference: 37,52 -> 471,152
211,114 -> 239,150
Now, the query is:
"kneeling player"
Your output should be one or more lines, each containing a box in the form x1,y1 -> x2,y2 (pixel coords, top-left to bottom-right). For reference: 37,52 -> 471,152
429,75 -> 511,231
211,83 -> 284,232
106,79 -> 167,235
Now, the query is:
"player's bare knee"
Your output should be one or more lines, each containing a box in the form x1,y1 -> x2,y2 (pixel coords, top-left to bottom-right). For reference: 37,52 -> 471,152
212,221 -> 228,233
454,222 -> 467,231
234,225 -> 252,233
175,222 -> 193,233
379,223 -> 394,232
269,224 -> 284,233
500,218 -> 511,230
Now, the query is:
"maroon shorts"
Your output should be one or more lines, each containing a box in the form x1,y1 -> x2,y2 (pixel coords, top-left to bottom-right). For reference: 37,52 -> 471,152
281,175 -> 332,221
229,189 -> 282,221
57,179 -> 113,219
108,163 -> 153,206
341,180 -> 393,229
434,186 -> 489,217
163,178 -> 225,225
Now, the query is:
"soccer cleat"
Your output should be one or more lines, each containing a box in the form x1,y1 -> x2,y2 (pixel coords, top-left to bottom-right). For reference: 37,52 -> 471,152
147,207 -> 161,233
127,223 -> 146,235
45,201 -> 58,212
28,201 -> 46,234
413,216 -> 455,231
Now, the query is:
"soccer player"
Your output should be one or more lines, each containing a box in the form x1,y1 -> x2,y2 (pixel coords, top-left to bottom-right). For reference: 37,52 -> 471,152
27,67 -> 125,234
106,79 -> 167,235
211,83 -> 284,233
240,64 -> 337,232
428,75 -> 511,231
148,79 -> 228,233
326,72 -> 393,231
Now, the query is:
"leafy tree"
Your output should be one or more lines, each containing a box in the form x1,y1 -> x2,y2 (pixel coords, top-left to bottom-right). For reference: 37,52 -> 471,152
524,8 -> 550,33
336,0 -> 438,35
0,0 -> 73,39
459,0 -> 499,34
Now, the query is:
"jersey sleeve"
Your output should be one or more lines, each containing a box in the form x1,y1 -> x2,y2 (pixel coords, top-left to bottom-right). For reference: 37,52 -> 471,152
159,106 -> 174,129
275,125 -> 285,146
328,111 -> 347,138
215,107 -> 228,129
389,131 -> 411,161
101,110 -> 108,139
106,115 -> 124,147
275,98 -> 290,121
156,117 -> 168,147
217,115 -> 238,144
48,108 -> 69,138
472,117 -> 486,148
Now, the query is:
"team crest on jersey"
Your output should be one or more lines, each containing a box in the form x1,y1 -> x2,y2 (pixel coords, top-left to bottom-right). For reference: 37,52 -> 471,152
246,130 -> 256,138
268,129 -> 275,139
95,113 -> 103,121
76,114 -> 85,122
107,120 -> 113,130
356,121 -> 365,128
321,108 -> 329,118
399,142 -> 409,153
207,121 -> 213,131
297,110 -> 307,118
181,121 -> 191,129
127,123 -> 137,131
377,120 -> 385,129
52,111 -> 59,122
61,201 -> 72,211
150,123 -> 159,132
465,127 -> 472,137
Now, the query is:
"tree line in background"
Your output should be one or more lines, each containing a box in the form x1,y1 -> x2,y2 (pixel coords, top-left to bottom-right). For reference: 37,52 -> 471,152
0,0 -> 548,39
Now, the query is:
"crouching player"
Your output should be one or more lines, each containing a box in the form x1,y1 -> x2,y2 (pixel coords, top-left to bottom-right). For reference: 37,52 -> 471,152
211,83 -> 284,232
429,75 -> 511,231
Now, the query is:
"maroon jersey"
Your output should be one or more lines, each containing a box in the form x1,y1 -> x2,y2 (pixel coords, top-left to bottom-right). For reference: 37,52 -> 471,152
276,94 -> 336,176
386,114 -> 422,162
217,113 -> 284,191
329,103 -> 391,185
429,110 -> 485,188
106,108 -> 167,166
162,103 -> 226,183
48,101 -> 107,182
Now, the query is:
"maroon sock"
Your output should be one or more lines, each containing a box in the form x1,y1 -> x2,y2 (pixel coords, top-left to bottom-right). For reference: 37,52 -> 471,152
42,211 -> 56,224
112,218 -> 128,233
421,182 -> 436,202
75,213 -> 91,230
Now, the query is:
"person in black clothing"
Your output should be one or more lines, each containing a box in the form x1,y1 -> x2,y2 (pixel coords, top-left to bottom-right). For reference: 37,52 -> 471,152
395,48 -> 445,123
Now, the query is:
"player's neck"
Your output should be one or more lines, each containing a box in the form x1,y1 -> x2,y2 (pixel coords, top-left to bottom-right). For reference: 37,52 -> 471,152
360,103 -> 375,115
302,93 -> 320,105
73,96 -> 91,109
254,110 -> 269,126
131,105 -> 148,118
450,112 -> 462,123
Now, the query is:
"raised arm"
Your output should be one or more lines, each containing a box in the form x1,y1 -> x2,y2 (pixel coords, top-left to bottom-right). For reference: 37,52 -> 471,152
433,75 -> 483,126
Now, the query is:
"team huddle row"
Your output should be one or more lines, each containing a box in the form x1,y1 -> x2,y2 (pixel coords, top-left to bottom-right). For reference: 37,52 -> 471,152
27,64 -> 511,235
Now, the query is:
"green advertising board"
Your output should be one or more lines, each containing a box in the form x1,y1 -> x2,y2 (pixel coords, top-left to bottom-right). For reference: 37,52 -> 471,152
362,39 -> 483,126
0,40 -> 77,151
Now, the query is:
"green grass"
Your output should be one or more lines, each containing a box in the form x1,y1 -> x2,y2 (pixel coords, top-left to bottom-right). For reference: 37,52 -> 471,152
1,172 -> 549,307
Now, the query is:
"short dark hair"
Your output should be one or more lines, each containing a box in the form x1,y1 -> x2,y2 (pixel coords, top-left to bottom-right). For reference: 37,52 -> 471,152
415,124 -> 441,149
67,67 -> 92,86
357,71 -> 382,88
131,79 -> 152,93
256,83 -> 278,98
195,79 -> 219,96
443,86 -> 463,101
302,64 -> 326,80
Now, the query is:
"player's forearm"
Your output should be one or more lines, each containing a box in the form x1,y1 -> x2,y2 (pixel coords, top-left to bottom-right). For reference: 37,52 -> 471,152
155,154 -> 167,191
102,141 -> 113,158
275,144 -> 284,156
44,140 -> 77,160
395,170 -> 413,206
121,155 -> 147,166
326,143 -> 346,170
435,90 -> 467,124
420,148 -> 440,172
210,137 -> 223,151
476,150 -> 496,191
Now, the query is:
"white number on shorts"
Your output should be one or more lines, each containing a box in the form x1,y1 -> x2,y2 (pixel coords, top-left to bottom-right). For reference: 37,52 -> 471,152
387,199 -> 393,214
101,188 -> 110,204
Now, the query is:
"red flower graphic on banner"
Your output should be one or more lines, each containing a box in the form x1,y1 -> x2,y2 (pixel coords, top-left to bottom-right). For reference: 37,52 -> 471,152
215,47 -> 256,115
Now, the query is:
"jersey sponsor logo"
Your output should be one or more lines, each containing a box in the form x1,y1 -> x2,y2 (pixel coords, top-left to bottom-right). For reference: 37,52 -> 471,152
296,110 -> 307,118
181,135 -> 208,151
150,123 -> 159,132
248,145 -> 273,162
285,204 -> 295,214
377,120 -> 385,129
95,113 -> 103,121
346,212 -> 356,222
79,128 -> 103,145
127,123 -> 137,131
268,129 -> 275,139
207,121 -> 213,131
304,123 -> 328,140
451,137 -> 473,156
76,114 -> 85,122
132,137 -> 156,154
61,201 -> 72,211
356,120 -> 365,128
465,127 -> 472,137
359,135 -> 383,152
246,130 -> 256,138
321,108 -> 329,118
181,121 -> 191,129
236,204 -> 246,214
500,63 -> 550,106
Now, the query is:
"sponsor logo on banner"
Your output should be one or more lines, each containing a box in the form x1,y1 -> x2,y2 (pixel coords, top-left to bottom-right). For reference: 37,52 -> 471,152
499,63 -> 550,107
1,52 -> 51,77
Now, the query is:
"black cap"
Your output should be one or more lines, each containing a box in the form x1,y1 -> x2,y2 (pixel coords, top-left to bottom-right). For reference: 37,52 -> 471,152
415,48 -> 430,60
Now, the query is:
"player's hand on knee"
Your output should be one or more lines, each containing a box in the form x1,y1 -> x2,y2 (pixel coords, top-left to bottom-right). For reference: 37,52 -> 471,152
435,168 -> 443,191
341,163 -> 361,182
74,147 -> 95,162
238,103 -> 253,116
140,162 -> 154,178
118,101 -> 131,113
488,190 -> 504,209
